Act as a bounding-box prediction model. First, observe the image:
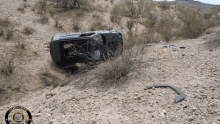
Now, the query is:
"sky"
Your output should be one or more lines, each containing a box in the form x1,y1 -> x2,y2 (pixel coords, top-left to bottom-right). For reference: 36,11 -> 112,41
153,0 -> 220,5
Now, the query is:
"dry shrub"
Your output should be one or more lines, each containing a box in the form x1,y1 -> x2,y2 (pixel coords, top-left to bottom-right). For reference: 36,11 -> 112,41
17,6 -> 25,13
73,21 -> 81,31
15,38 -> 27,50
211,7 -> 220,17
35,0 -> 47,15
38,69 -> 61,87
55,21 -> 63,29
177,8 -> 208,39
22,26 -> 34,35
158,0 -> 170,11
144,13 -> 157,29
0,28 -> 4,36
0,52 -> 16,76
5,26 -> 15,40
155,15 -> 177,42
93,42 -> 144,86
126,20 -> 134,31
204,30 -> 220,49
120,0 -> 146,18
39,15 -> 49,24
0,17 -> 10,28
203,12 -> 212,20
110,4 -> 122,24
89,21 -> 108,31
50,0 -> 91,10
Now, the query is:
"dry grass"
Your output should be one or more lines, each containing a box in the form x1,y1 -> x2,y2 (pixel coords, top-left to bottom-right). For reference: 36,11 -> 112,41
22,26 -> 34,35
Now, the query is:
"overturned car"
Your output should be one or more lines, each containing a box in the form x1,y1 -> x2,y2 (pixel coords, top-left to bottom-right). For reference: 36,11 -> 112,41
50,29 -> 123,67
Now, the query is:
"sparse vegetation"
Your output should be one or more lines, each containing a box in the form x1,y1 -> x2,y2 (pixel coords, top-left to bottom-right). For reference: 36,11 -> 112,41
22,26 -> 34,35
126,20 -> 134,32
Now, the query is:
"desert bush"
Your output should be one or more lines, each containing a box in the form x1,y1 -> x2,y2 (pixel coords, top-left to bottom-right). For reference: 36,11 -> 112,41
0,28 -> 4,36
39,69 -> 61,87
0,53 -> 16,76
205,18 -> 220,29
22,26 -> 34,35
17,6 -> 25,13
203,12 -> 212,20
155,15 -> 177,42
55,21 -> 63,29
0,17 -> 10,28
177,8 -> 207,39
211,6 -> 220,17
52,0 -> 91,9
110,4 -> 122,24
73,21 -> 81,31
15,38 -> 27,50
145,13 -> 157,29
126,20 -> 134,31
39,15 -> 49,24
89,21 -> 108,31
5,26 -> 15,40
35,0 -> 47,15
158,0 -> 170,11
76,11 -> 84,17
93,41 -> 144,86
120,0 -> 145,18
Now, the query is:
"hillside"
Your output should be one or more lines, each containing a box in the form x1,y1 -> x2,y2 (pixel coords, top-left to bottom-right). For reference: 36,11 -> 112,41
0,0 -> 220,123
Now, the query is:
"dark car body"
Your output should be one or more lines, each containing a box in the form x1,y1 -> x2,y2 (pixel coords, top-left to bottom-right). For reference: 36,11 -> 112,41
50,29 -> 123,66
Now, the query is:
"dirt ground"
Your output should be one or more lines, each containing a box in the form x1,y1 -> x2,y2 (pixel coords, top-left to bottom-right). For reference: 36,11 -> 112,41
0,0 -> 220,124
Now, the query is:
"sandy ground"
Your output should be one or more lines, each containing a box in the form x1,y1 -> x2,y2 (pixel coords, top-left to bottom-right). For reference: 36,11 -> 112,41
0,0 -> 220,124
